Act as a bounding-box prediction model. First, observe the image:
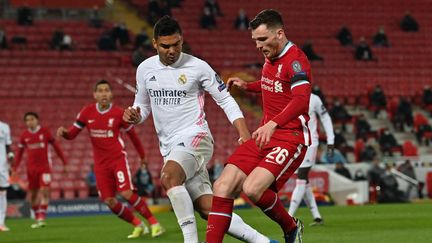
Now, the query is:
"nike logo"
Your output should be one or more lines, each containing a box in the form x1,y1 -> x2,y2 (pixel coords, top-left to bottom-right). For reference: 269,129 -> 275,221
265,159 -> 276,164
88,120 -> 95,123
119,184 -> 126,189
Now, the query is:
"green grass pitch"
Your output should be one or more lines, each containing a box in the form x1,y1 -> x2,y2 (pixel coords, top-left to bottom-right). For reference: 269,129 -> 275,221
2,202 -> 432,242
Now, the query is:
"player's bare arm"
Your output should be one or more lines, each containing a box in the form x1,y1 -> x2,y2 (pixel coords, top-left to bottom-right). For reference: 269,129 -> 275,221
252,120 -> 278,149
227,77 -> 248,91
123,107 -> 142,124
233,118 -> 251,144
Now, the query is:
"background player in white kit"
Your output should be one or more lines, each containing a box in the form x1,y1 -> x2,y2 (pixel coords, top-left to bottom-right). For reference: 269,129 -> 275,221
288,93 -> 334,226
124,16 -> 277,243
0,121 -> 14,232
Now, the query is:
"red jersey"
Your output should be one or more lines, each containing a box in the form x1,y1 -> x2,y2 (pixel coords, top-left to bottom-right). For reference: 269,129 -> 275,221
16,126 -> 64,172
67,103 -> 144,167
247,42 -> 312,145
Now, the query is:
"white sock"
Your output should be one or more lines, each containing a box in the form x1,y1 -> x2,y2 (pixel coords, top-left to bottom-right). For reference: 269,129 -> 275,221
288,179 -> 307,216
304,183 -> 322,219
0,191 -> 6,226
167,186 -> 198,243
227,212 -> 270,243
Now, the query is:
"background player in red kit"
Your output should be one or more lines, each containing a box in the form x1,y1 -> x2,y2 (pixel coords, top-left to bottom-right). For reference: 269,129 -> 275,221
14,112 -> 67,229
207,9 -> 311,243
57,80 -> 164,239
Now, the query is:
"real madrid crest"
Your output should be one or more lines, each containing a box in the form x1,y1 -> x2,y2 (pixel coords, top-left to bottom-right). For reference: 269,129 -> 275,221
178,74 -> 187,85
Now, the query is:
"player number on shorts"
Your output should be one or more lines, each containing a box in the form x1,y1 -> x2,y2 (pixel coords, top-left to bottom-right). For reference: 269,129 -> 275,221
266,147 -> 289,165
117,171 -> 125,183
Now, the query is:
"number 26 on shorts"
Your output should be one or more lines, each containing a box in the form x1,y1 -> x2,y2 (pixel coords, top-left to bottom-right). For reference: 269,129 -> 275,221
265,147 -> 289,165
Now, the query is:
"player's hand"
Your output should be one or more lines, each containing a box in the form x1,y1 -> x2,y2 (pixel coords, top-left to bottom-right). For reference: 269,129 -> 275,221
123,106 -> 142,124
56,126 -> 68,138
238,132 -> 251,145
140,158 -> 147,167
63,164 -> 70,174
252,120 -> 277,149
227,77 -> 248,91
327,144 -> 335,158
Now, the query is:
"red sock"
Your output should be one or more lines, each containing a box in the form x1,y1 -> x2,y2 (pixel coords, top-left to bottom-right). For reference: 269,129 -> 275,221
39,204 -> 48,221
32,205 -> 41,220
110,202 -> 141,226
255,189 -> 296,234
206,196 -> 234,243
128,193 -> 158,225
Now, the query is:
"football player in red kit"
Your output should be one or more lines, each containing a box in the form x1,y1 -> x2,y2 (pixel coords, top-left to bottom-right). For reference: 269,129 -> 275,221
14,112 -> 67,229
57,80 -> 164,239
206,9 -> 312,243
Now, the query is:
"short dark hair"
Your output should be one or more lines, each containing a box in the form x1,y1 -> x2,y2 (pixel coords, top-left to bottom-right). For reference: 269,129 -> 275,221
94,79 -> 111,91
24,112 -> 39,121
249,9 -> 284,30
153,15 -> 182,39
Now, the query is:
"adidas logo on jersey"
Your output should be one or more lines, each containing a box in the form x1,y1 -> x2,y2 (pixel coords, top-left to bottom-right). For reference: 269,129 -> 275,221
149,76 -> 157,81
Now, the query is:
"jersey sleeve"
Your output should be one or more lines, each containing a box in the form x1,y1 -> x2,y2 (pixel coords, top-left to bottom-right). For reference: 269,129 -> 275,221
287,53 -> 311,90
74,107 -> 88,129
200,63 -> 244,124
314,96 -> 335,145
64,106 -> 87,140
246,81 -> 262,92
5,124 -> 12,146
133,65 -> 152,123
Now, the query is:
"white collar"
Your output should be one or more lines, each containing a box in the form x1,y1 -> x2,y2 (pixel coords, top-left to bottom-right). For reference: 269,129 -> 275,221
96,103 -> 112,114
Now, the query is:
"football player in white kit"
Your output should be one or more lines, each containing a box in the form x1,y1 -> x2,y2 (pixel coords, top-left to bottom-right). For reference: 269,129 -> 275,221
124,16 -> 277,243
0,121 -> 14,232
288,93 -> 334,226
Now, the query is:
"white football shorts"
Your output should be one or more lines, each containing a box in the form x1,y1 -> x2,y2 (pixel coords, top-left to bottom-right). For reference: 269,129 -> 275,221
164,134 -> 213,201
299,144 -> 318,168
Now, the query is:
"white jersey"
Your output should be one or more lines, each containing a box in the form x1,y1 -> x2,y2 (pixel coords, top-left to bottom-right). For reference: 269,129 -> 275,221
0,121 -> 12,168
134,53 -> 244,156
308,94 -> 334,145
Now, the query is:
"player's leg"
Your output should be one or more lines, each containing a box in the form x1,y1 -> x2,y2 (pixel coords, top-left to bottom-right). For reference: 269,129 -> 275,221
242,142 -> 306,243
161,153 -> 198,243
96,166 -> 147,238
0,188 -> 8,231
115,157 -> 164,237
288,145 -> 316,217
288,167 -> 309,216
192,173 -> 274,243
33,172 -> 51,227
120,189 -> 164,237
304,180 -> 323,226
291,144 -> 323,225
207,140 -> 259,243
27,171 -> 42,228
0,170 -> 9,231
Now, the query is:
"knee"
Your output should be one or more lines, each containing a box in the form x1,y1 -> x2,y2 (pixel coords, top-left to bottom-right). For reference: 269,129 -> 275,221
119,190 -> 133,200
242,183 -> 262,202
160,171 -> 183,191
104,197 -> 117,208
213,177 -> 237,198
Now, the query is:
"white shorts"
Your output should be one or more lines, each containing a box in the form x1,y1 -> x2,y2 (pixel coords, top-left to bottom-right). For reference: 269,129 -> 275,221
299,144 -> 318,168
0,169 -> 9,188
164,134 -> 214,201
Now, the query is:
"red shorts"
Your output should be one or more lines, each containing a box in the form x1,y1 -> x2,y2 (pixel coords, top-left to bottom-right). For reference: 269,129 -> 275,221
95,157 -> 134,200
27,170 -> 51,190
228,138 -> 306,191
